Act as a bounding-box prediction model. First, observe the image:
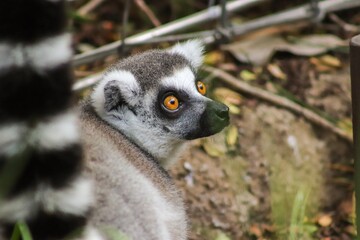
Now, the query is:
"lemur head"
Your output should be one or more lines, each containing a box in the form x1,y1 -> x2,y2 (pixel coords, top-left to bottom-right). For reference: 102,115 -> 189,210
91,40 -> 229,164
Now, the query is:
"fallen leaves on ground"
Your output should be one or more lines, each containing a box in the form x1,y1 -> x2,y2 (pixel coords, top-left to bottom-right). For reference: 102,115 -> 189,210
223,34 -> 346,65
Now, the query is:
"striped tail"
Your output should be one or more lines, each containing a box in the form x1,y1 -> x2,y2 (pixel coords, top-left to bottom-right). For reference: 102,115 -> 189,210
0,0 -> 95,239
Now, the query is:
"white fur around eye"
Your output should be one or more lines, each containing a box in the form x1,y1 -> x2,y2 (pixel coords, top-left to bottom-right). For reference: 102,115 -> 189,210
161,67 -> 204,98
91,70 -> 140,116
169,39 -> 204,69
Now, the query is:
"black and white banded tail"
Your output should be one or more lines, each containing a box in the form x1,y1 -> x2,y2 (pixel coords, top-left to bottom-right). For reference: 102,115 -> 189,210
0,0 -> 96,239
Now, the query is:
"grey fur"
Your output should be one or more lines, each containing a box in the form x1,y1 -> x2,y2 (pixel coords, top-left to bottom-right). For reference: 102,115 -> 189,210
107,50 -> 191,91
104,80 -> 124,112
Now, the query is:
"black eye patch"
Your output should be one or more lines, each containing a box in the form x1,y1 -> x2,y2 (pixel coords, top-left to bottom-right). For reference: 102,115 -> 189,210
156,88 -> 190,119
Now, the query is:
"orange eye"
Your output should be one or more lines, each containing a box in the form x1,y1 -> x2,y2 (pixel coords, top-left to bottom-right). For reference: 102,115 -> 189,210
163,95 -> 179,111
197,81 -> 206,95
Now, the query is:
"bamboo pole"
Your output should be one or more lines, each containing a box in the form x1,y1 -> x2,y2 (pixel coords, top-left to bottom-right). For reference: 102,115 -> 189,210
350,34 -> 360,240
220,0 -> 360,39
73,0 -> 267,66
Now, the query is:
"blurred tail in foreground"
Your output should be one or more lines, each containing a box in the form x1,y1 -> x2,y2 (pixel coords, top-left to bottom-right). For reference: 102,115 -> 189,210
0,0 -> 99,239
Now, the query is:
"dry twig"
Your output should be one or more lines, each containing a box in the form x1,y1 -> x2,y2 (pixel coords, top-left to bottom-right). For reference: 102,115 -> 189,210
329,13 -> 359,32
203,66 -> 352,143
134,0 -> 161,27
78,0 -> 105,16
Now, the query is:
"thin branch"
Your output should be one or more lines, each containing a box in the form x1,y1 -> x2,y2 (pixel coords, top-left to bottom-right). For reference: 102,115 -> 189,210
134,0 -> 161,27
220,0 -> 228,28
73,73 -> 102,92
350,34 -> 360,240
78,0 -> 105,16
202,66 -> 352,143
119,0 -> 131,56
329,13 -> 359,32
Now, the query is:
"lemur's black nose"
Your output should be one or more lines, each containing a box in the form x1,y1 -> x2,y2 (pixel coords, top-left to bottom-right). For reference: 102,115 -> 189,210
185,100 -> 230,140
203,100 -> 230,133
215,104 -> 229,120
210,101 -> 229,121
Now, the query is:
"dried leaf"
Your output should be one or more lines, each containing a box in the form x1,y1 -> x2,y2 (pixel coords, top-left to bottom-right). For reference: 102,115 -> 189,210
253,66 -> 263,75
328,163 -> 353,173
218,63 -> 238,72
223,35 -> 284,65
223,34 -> 345,65
214,231 -> 231,240
318,214 -> 332,227
201,133 -> 227,157
202,141 -> 223,157
204,51 -> 224,65
240,70 -> 257,81
265,82 -> 278,93
290,34 -> 345,50
101,20 -> 115,31
267,63 -> 287,80
309,57 -> 334,72
213,88 -> 242,105
249,225 -> 262,237
228,104 -> 241,115
226,125 -> 238,147
344,225 -> 356,235
337,118 -> 352,136
212,217 -> 230,229
213,88 -> 242,115
318,55 -> 342,68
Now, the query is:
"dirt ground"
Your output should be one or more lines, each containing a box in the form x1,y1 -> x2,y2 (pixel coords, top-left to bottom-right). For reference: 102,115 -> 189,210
170,61 -> 354,240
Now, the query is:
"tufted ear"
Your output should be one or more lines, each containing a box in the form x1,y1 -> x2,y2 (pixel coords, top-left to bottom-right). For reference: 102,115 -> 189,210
103,80 -> 125,112
91,70 -> 140,116
168,39 -> 204,69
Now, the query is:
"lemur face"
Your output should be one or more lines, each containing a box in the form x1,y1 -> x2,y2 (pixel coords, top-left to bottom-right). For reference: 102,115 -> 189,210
155,66 -> 229,140
91,40 -> 229,142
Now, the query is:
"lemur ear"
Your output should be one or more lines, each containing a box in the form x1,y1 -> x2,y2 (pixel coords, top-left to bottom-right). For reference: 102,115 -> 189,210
169,39 -> 204,69
103,80 -> 125,112
91,70 -> 140,116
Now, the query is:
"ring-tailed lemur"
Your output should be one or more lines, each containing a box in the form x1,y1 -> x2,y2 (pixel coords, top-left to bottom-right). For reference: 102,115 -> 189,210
0,0 -> 100,239
81,39 -> 229,239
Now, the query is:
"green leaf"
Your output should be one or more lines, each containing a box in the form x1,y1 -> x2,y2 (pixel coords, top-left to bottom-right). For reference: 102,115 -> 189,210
101,226 -> 129,240
240,70 -> 257,81
226,125 -> 238,147
214,231 -> 231,240
11,221 -> 33,240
